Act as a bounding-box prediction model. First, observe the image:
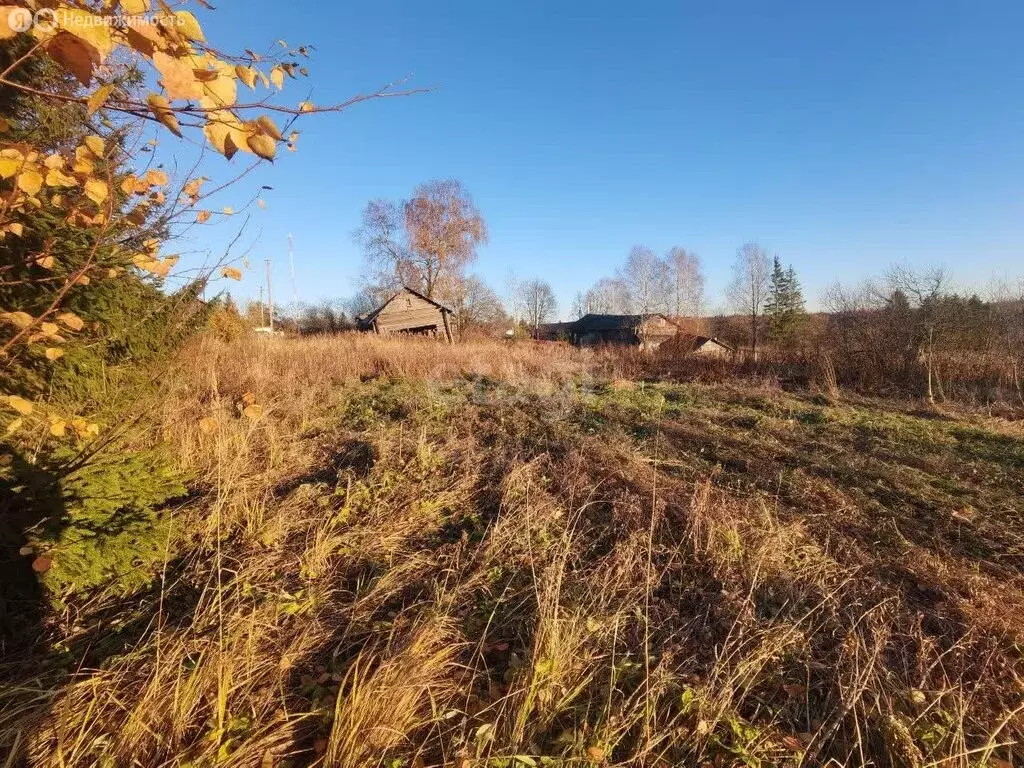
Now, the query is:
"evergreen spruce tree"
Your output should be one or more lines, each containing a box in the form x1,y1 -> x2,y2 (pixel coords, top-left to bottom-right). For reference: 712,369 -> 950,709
765,256 -> 787,318
0,47 -> 211,602
765,258 -> 808,346
786,266 -> 806,313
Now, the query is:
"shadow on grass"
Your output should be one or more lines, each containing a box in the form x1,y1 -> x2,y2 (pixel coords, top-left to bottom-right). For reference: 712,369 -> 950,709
0,449 -> 62,660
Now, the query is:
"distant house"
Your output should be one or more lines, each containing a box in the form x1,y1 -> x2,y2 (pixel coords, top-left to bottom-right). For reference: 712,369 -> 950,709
535,314 -> 678,350
570,313 -> 679,351
356,287 -> 455,343
535,322 -> 576,342
666,333 -> 735,358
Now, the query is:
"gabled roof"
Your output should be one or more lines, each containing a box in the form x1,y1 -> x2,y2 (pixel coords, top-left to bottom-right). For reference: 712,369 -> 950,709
573,313 -> 674,333
536,321 -> 576,337
670,334 -> 735,353
401,286 -> 455,314
358,286 -> 454,327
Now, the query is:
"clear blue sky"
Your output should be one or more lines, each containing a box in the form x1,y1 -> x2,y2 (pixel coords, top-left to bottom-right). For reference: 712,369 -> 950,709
174,0 -> 1024,318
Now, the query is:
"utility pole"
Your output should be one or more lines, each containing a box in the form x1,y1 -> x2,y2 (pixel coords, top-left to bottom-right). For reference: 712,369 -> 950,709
258,286 -> 266,326
265,257 -> 274,332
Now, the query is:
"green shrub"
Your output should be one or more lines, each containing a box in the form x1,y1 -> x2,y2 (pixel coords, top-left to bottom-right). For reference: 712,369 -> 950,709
23,446 -> 188,598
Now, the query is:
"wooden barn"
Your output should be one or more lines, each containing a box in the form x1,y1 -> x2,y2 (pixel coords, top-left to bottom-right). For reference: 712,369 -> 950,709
569,313 -> 679,351
356,287 -> 455,342
662,333 -> 735,358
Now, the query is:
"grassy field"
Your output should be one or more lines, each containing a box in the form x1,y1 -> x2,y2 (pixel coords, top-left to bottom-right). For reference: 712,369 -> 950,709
3,335 -> 1024,767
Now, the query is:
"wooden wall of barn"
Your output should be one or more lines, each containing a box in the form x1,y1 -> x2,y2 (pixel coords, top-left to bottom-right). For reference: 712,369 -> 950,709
371,291 -> 453,341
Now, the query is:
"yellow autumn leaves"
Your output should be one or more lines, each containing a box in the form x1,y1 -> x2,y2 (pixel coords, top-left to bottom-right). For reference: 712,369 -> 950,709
6,395 -> 33,416
239,391 -> 264,420
0,134 -> 112,236
1,308 -> 85,348
203,110 -> 286,162
181,176 -> 206,203
3,395 -> 100,439
0,314 -> 81,431
0,1 -> 304,452
8,1 -> 305,162
15,168 -> 41,196
57,311 -> 84,331
1,1 -> 310,162
197,392 -> 264,435
154,50 -> 239,107
147,93 -> 182,137
47,416 -> 100,439
1,131 -> 185,290
130,237 -> 179,279
2,312 -> 97,441
85,178 -> 108,205
1,0 -> 300,293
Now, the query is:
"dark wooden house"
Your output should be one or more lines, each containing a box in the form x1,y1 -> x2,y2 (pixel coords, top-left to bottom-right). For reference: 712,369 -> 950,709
568,313 -> 678,351
536,314 -> 679,350
357,287 -> 455,342
535,322 -> 576,342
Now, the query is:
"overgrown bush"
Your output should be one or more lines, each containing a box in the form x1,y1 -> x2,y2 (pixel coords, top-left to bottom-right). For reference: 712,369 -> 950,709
1,283 -> 209,602
19,446 -> 187,599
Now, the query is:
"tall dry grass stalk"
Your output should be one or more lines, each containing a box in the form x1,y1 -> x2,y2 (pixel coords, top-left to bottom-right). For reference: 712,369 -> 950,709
325,617 -> 460,767
817,352 -> 841,402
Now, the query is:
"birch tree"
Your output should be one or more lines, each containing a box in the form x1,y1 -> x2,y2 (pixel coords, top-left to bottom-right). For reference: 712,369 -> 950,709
665,246 -> 704,317
726,242 -> 772,358
356,179 -> 487,302
588,277 -> 631,314
514,278 -> 557,336
619,245 -> 670,314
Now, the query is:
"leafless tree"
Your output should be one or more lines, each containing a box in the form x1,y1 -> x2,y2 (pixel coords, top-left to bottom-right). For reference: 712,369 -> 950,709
355,179 -> 488,302
584,277 -> 631,314
571,291 -> 588,320
354,200 -> 409,297
987,277 -> 1024,400
345,290 -> 379,319
619,245 -> 671,315
449,275 -> 508,337
293,300 -> 355,335
666,246 -> 704,317
881,263 -> 949,402
821,279 -> 884,315
514,278 -> 558,337
884,263 -> 947,307
821,278 -> 910,379
726,242 -> 772,358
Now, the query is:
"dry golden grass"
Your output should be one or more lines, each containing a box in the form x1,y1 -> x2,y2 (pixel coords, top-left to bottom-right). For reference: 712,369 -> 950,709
185,333 -> 594,398
326,617 -> 460,767
2,333 -> 1023,767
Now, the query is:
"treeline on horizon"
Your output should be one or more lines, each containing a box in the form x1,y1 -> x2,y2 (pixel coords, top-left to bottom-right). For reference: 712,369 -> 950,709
219,178 -> 1023,404
227,265 -> 1024,404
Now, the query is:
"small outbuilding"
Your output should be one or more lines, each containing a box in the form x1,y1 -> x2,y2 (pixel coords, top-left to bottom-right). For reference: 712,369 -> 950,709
356,287 -> 455,342
662,333 -> 735,358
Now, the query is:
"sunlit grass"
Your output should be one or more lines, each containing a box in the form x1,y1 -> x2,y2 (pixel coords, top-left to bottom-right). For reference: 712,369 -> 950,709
2,333 -> 1022,766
